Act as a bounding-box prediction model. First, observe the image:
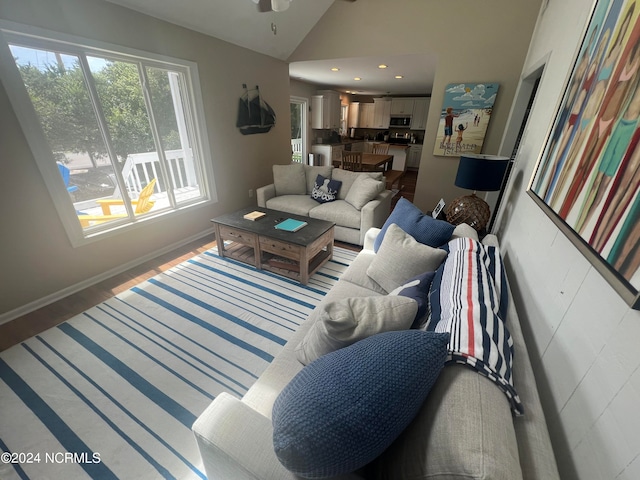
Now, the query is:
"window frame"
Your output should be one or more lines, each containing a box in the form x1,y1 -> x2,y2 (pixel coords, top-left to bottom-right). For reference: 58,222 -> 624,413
0,20 -> 217,247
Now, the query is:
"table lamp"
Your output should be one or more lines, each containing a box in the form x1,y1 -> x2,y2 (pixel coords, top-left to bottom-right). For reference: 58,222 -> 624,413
445,154 -> 510,232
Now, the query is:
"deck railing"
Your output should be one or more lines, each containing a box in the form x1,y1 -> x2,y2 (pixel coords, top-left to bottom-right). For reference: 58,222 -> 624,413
291,138 -> 303,163
115,149 -> 196,196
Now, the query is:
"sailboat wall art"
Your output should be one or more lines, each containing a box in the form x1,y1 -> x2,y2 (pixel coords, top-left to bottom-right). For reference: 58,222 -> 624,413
236,84 -> 276,135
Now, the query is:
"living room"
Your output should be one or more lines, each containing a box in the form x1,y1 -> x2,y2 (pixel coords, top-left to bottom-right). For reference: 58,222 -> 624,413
1,0 -> 639,479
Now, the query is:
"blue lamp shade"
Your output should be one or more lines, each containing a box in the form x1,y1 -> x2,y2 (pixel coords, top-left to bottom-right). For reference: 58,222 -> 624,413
454,154 -> 510,192
446,154 -> 511,232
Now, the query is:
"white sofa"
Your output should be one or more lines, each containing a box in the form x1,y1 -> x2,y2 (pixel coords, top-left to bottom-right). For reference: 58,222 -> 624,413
192,224 -> 560,480
256,163 -> 392,246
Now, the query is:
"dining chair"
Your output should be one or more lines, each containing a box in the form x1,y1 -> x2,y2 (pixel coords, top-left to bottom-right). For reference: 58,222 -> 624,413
372,143 -> 390,155
341,151 -> 363,171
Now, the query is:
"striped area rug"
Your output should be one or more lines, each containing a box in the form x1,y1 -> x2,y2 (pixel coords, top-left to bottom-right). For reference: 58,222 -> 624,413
0,246 -> 357,480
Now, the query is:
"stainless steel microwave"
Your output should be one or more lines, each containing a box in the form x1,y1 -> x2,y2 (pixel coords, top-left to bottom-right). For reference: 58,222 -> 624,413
389,116 -> 411,127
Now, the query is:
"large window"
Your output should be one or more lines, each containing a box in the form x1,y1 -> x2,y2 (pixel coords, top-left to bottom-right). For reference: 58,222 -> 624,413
0,23 -> 215,244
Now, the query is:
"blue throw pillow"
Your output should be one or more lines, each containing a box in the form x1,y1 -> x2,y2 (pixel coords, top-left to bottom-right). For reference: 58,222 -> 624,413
389,271 -> 436,328
311,174 -> 342,203
272,330 -> 450,478
374,197 -> 455,252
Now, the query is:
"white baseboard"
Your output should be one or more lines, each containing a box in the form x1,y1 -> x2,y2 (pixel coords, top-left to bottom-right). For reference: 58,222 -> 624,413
0,227 -> 215,326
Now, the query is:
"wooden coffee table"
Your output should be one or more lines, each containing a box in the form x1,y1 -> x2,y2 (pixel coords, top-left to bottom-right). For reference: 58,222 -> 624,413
211,207 -> 335,284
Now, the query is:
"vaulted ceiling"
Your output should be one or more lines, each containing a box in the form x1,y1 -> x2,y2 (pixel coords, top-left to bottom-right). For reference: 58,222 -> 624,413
103,0 -> 434,95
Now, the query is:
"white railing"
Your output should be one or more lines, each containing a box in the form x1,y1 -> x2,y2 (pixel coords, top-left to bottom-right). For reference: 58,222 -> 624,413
291,138 -> 303,163
114,148 -> 196,196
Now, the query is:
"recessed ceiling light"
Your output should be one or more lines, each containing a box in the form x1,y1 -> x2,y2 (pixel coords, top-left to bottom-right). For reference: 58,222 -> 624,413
331,67 -> 340,72
354,77 -> 361,81
395,75 -> 403,79
378,64 -> 388,69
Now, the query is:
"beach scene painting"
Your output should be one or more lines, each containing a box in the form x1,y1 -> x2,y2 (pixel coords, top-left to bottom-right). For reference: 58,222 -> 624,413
433,82 -> 499,157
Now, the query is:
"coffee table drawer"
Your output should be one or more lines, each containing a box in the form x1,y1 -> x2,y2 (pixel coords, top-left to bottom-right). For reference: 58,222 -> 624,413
259,236 -> 300,259
218,225 -> 257,246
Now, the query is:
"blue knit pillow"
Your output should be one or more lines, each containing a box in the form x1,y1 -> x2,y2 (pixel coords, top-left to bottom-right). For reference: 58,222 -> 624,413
374,197 -> 455,252
272,330 -> 450,478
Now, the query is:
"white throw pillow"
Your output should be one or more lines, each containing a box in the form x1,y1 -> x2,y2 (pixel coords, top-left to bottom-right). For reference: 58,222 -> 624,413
295,295 -> 418,365
367,224 -> 447,293
273,163 -> 306,196
344,175 -> 385,210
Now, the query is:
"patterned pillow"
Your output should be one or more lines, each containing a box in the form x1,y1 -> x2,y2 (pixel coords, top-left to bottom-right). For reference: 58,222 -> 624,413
374,197 -> 455,252
272,330 -> 450,478
311,174 -> 342,203
389,271 -> 436,329
426,237 -> 523,414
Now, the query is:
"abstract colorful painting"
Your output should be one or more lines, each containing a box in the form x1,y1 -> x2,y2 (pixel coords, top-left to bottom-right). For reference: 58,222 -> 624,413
529,0 -> 640,308
433,82 -> 499,157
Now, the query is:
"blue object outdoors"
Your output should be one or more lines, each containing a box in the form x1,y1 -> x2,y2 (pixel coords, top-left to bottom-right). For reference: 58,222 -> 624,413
57,162 -> 79,193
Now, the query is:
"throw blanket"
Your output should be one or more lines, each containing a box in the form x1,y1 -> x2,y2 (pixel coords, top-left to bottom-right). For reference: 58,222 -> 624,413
427,237 -> 523,415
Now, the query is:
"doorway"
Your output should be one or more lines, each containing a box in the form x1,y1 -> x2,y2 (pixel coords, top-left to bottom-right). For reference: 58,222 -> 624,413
290,96 -> 308,163
489,62 -> 544,231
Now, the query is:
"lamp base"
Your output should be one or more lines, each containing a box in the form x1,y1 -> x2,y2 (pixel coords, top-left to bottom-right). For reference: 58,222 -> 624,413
445,193 -> 490,232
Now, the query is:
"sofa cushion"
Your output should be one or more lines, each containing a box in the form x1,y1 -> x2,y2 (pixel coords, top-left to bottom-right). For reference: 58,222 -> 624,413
367,224 -> 447,293
295,295 -> 418,365
427,237 -> 523,414
273,163 -> 306,196
310,200 -> 362,229
272,330 -> 450,479
374,197 -> 455,252
344,175 -> 385,210
335,251 -> 388,295
266,195 -> 319,216
331,169 -> 384,200
389,271 -> 436,329
372,364 -> 523,480
311,174 -> 342,203
304,165 -> 333,194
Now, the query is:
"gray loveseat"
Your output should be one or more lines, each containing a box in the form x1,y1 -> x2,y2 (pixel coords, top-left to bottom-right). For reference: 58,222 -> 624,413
256,163 -> 392,246
192,222 -> 560,480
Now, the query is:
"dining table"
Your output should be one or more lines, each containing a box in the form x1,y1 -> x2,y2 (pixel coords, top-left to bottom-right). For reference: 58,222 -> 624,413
333,153 -> 394,172
362,153 -> 394,172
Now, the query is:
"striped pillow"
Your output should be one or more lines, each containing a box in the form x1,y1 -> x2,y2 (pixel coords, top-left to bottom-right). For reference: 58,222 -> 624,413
426,237 -> 523,415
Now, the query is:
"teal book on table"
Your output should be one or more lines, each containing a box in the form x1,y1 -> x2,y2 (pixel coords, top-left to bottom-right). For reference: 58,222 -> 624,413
275,218 -> 308,232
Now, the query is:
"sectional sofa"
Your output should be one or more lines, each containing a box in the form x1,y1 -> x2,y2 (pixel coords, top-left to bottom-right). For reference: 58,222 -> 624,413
192,199 -> 559,480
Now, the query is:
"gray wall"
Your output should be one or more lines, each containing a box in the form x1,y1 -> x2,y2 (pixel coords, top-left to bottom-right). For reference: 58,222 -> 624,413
0,0 -> 291,320
496,0 -> 640,478
289,0 -> 543,213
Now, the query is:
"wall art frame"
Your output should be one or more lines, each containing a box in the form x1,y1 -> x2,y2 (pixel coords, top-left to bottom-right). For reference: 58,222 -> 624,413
528,0 -> 640,309
433,82 -> 499,157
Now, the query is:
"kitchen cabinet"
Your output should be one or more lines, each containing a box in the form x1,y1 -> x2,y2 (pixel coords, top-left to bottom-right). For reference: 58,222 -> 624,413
350,142 -> 364,152
410,97 -> 430,130
359,103 -> 375,128
407,144 -> 423,169
310,144 -> 344,167
372,98 -> 391,129
311,90 -> 341,129
348,102 -> 360,128
391,98 -> 415,115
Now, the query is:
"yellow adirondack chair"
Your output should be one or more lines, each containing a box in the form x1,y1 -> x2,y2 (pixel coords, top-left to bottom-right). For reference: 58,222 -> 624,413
77,178 -> 157,227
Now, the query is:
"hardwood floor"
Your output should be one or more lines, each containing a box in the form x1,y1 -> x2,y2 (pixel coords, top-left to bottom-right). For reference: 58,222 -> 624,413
0,170 -> 418,352
0,237 -> 217,352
